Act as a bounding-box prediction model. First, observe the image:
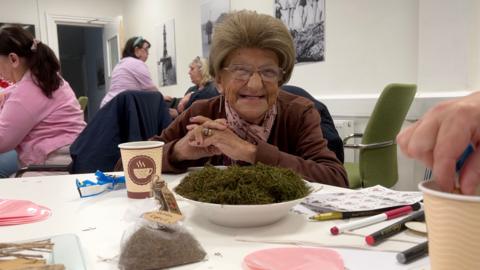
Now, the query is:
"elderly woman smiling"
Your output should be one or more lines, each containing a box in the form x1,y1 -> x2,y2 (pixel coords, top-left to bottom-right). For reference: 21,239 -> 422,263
157,10 -> 348,187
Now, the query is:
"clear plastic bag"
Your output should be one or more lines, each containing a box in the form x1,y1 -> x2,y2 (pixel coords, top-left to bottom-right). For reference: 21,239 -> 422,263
118,219 -> 206,270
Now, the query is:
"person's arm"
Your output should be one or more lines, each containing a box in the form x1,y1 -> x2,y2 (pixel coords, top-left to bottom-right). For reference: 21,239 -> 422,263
0,95 -> 39,153
147,85 -> 159,91
254,105 -> 348,187
177,93 -> 193,113
397,91 -> 480,195
131,61 -> 157,90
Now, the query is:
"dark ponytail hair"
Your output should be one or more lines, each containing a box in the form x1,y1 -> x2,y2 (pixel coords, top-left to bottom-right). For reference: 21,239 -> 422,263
122,36 -> 151,58
0,25 -> 62,98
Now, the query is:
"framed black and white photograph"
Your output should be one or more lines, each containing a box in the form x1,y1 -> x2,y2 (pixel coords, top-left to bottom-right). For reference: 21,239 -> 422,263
156,19 -> 177,86
200,0 -> 230,57
275,0 -> 325,63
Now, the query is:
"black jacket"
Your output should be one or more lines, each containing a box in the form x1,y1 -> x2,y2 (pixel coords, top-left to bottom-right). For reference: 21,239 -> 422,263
185,81 -> 220,109
70,90 -> 172,173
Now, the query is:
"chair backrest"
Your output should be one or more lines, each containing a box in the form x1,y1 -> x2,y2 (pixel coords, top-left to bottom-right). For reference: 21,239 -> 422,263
359,83 -> 417,187
281,85 -> 344,163
70,90 -> 172,173
78,96 -> 88,111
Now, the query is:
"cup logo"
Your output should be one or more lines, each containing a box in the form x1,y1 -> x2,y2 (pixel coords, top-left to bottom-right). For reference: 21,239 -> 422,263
128,155 -> 156,185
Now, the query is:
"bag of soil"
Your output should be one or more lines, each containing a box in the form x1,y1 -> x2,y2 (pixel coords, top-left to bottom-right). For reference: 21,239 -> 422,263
118,220 -> 206,270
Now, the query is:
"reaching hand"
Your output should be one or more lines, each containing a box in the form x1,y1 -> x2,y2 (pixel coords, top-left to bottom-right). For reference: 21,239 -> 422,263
177,93 -> 193,113
397,92 -> 480,194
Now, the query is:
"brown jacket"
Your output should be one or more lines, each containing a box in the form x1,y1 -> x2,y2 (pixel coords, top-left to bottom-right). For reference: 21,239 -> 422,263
155,90 -> 348,188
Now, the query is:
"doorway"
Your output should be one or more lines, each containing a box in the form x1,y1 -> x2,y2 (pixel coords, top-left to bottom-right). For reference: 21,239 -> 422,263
57,24 -> 105,122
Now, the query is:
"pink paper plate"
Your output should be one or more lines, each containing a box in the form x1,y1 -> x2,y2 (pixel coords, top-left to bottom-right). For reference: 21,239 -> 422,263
0,199 -> 51,226
0,208 -> 51,225
0,199 -> 43,219
244,247 -> 344,270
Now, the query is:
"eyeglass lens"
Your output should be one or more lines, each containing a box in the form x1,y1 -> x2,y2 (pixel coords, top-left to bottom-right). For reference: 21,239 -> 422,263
226,65 -> 283,82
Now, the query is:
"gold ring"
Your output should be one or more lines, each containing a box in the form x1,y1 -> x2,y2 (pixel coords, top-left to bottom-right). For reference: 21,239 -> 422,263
202,127 -> 213,137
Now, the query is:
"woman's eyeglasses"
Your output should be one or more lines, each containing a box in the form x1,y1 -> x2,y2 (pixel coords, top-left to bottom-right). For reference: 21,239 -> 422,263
223,64 -> 284,83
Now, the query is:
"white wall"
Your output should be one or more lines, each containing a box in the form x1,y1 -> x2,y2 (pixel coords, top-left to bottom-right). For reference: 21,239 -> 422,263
120,0 -> 421,98
121,0 -> 202,98
234,0 -> 420,95
292,0 -> 418,95
2,0 -> 477,98
418,0 -> 479,92
36,0 -> 123,40
0,0 -> 40,36
0,0 -> 122,41
230,0 -> 275,15
119,0 -> 479,113
119,0 -> 279,98
473,0 -> 480,90
4,0 -> 474,99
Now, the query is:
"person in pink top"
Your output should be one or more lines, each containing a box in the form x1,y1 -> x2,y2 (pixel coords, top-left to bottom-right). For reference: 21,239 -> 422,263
0,79 -> 18,177
0,25 -> 86,175
100,36 -> 158,107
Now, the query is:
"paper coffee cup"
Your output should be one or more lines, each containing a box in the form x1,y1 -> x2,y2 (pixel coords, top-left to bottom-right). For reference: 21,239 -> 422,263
118,141 -> 164,199
419,181 -> 480,270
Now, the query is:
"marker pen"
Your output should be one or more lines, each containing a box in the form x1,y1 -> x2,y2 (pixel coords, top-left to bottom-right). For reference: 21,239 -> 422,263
453,144 -> 475,192
396,241 -> 428,264
310,203 -> 419,221
365,210 -> 425,246
330,203 -> 420,235
455,144 -> 474,172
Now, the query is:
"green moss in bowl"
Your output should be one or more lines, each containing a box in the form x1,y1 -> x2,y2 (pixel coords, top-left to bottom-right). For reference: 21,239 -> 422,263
174,163 -> 311,205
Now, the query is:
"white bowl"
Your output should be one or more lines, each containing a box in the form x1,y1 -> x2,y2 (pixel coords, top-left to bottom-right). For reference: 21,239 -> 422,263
176,193 -> 306,227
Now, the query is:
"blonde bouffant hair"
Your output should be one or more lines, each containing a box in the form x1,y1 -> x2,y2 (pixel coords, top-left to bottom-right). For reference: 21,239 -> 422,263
191,56 -> 212,86
209,10 -> 295,86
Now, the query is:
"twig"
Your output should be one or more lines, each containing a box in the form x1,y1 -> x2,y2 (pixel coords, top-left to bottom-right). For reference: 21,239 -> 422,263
0,239 -> 54,260
18,265 -> 65,270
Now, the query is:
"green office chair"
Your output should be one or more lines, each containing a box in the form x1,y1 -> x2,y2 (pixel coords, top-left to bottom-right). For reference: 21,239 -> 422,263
78,96 -> 88,111
343,83 -> 417,189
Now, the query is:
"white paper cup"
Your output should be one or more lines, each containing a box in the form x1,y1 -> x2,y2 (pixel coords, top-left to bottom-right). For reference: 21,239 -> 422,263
419,181 -> 480,270
118,141 -> 164,199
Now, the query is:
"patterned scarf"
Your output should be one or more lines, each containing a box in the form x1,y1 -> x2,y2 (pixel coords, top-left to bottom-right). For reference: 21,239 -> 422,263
224,98 -> 277,145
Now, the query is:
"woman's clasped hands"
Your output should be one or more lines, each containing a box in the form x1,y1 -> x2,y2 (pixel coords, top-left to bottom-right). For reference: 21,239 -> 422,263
172,116 -> 256,163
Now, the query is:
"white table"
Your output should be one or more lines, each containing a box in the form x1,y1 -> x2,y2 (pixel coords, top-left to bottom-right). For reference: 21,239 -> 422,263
0,173 -> 430,270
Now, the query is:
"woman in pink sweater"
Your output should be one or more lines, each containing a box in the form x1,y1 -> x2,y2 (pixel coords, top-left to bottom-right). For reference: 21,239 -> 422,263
100,36 -> 157,108
0,25 -> 85,175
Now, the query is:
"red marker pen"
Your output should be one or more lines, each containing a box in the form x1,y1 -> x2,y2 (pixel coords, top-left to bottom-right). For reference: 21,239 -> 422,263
330,203 -> 420,235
